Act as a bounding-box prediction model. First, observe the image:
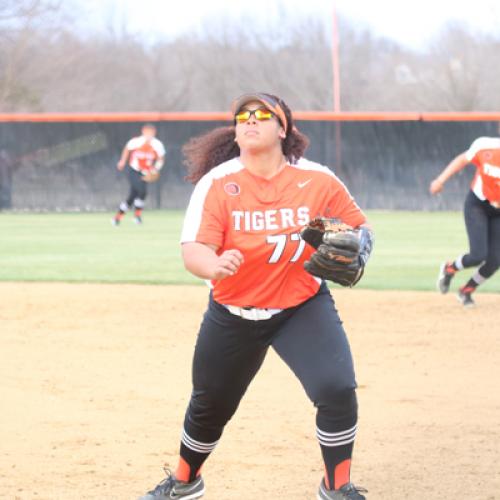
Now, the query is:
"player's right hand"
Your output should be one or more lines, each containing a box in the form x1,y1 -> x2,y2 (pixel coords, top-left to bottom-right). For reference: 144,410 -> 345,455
117,160 -> 126,170
429,178 -> 444,195
212,249 -> 244,280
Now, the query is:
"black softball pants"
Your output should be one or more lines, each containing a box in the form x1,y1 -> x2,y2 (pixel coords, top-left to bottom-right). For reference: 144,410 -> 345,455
462,190 -> 500,278
125,166 -> 147,207
182,282 -> 357,456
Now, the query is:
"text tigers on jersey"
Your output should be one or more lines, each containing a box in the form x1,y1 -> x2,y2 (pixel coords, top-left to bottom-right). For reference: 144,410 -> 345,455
232,207 -> 310,231
483,163 -> 500,179
132,151 -> 157,160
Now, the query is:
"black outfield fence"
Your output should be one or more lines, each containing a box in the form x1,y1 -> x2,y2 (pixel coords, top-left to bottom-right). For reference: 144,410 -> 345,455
1,112 -> 499,211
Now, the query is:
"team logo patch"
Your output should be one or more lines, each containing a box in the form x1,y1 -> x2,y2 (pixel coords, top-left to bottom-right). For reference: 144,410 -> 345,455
224,182 -> 241,196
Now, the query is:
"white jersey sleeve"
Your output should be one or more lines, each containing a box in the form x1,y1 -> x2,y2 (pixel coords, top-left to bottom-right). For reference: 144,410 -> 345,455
126,136 -> 142,150
151,138 -> 166,158
465,137 -> 500,162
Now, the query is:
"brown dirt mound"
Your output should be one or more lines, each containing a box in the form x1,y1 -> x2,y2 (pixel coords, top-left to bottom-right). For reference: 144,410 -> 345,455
1,283 -> 499,500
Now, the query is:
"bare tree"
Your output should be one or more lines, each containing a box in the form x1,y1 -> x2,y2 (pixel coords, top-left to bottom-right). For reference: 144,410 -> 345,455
416,23 -> 483,111
0,0 -> 68,110
2,3 -> 500,113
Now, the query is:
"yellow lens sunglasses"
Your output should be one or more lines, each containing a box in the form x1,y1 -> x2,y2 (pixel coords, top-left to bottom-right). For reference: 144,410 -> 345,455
234,108 -> 274,124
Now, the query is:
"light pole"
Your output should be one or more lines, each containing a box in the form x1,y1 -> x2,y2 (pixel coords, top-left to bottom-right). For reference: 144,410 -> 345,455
332,3 -> 341,113
331,3 -> 343,173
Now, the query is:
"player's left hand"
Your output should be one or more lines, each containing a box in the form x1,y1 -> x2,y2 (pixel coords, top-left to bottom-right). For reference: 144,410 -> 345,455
300,218 -> 363,287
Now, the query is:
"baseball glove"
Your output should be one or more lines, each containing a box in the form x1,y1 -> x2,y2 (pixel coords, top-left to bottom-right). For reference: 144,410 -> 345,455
300,218 -> 363,287
142,170 -> 160,183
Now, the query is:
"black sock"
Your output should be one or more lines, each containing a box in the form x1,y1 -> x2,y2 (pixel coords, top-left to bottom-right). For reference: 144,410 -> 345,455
177,442 -> 212,482
319,436 -> 355,490
114,209 -> 125,221
176,424 -> 221,483
317,391 -> 358,490
464,277 -> 479,290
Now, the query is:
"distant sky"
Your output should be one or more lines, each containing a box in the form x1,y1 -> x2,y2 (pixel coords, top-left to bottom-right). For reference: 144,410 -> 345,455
79,0 -> 500,49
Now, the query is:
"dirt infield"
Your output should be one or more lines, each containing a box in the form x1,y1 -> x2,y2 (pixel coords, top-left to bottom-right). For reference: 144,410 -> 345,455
1,283 -> 499,500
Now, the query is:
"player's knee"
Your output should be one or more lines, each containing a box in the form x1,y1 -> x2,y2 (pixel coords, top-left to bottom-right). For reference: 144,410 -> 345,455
317,386 -> 358,420
488,254 -> 500,269
188,389 -> 239,428
311,376 -> 357,410
133,198 -> 145,209
468,250 -> 488,266
316,388 -> 358,434
480,258 -> 500,277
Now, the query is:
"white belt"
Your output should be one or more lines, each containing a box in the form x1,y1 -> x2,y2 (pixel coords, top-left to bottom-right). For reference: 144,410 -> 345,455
224,305 -> 283,321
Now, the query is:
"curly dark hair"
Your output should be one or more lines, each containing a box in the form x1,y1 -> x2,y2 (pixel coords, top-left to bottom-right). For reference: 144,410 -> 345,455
183,93 -> 310,183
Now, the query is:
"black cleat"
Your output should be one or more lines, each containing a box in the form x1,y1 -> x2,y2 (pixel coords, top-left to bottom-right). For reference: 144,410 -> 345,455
134,216 -> 143,225
457,286 -> 476,308
111,218 -> 120,226
318,479 -> 367,499
437,262 -> 455,294
137,468 -> 204,499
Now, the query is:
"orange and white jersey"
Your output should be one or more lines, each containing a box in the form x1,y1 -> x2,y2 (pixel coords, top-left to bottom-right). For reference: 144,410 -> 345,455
181,157 -> 367,309
466,137 -> 500,203
127,136 -> 165,173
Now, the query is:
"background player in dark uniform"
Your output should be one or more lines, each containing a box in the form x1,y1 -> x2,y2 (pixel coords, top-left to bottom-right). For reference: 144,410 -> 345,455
0,148 -> 19,210
137,93 -> 374,500
430,136 -> 500,306
112,124 -> 165,225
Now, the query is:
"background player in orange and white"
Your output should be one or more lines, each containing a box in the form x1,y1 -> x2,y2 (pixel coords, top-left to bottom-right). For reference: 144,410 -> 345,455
430,136 -> 500,306
137,93 -> 373,500
112,123 -> 165,225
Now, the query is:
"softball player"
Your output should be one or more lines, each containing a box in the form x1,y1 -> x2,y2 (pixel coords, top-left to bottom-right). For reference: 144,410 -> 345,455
430,137 -> 500,306
138,93 -> 373,500
112,124 -> 165,225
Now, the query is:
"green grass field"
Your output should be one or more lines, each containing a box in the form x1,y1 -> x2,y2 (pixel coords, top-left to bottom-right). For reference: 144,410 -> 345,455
0,210 -> 499,292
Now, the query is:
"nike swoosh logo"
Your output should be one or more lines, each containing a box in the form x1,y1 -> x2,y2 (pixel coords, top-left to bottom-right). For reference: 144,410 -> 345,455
298,179 -> 312,188
171,477 -> 203,498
